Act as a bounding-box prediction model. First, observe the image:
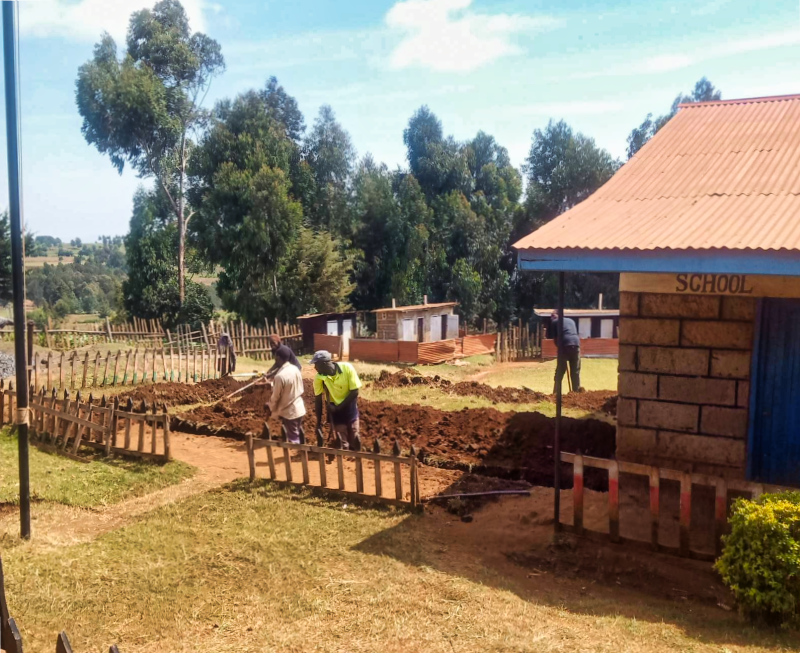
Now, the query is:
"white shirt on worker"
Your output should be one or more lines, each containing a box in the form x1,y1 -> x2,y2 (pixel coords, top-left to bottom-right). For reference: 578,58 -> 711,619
268,361 -> 306,420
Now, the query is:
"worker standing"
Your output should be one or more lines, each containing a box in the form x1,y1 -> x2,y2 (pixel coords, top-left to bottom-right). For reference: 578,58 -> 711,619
265,347 -> 306,444
217,330 -> 236,376
265,334 -> 301,380
311,350 -> 362,451
549,311 -> 582,394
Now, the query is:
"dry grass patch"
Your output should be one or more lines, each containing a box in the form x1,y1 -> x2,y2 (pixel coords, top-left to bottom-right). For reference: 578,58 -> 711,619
3,481 -> 798,652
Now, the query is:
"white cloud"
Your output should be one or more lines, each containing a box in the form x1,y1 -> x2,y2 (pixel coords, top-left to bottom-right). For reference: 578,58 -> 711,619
18,0 -> 209,44
641,54 -> 694,73
504,100 -> 624,118
385,0 -> 561,72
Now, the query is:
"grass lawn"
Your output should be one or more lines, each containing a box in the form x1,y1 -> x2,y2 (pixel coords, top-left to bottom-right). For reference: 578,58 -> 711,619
361,384 -> 599,418
477,358 -> 619,393
0,429 -> 194,508
3,481 -> 796,652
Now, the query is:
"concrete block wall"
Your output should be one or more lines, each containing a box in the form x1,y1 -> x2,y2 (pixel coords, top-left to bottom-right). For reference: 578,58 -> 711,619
616,292 -> 756,478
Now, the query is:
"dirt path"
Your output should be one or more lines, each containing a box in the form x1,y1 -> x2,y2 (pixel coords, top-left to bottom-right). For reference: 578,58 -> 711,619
0,430 -> 462,551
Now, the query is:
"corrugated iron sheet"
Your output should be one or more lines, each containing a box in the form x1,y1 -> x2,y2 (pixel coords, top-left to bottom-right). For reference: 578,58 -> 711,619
514,94 -> 800,253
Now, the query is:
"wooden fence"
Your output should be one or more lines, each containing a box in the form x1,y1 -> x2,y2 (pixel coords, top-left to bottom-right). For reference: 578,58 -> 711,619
247,428 -> 420,507
1,557 -> 122,653
209,318 -> 303,360
0,384 -> 171,463
27,346 -> 227,392
559,452 -> 787,560
347,334 -> 496,365
496,322 -> 542,362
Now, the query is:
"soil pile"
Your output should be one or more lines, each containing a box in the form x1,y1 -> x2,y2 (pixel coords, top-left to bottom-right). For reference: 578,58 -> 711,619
373,370 -> 616,414
175,380 -> 616,488
119,376 -> 246,408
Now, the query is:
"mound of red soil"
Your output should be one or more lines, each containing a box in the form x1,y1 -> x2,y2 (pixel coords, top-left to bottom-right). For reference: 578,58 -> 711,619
175,379 -> 615,489
119,376 -> 246,408
373,370 -> 617,414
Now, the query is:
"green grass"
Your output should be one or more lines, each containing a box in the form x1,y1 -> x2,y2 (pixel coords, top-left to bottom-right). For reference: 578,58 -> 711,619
3,481 -> 797,652
361,384 -> 596,418
476,358 -> 619,393
0,429 -> 194,508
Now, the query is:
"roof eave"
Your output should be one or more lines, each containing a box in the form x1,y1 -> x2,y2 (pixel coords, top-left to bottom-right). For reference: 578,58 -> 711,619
517,248 -> 800,276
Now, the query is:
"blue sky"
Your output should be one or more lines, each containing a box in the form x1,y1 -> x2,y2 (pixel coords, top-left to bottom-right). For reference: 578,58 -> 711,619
2,0 -> 799,240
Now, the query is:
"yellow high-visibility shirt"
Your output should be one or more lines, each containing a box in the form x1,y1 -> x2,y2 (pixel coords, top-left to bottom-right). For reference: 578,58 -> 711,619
313,362 -> 362,405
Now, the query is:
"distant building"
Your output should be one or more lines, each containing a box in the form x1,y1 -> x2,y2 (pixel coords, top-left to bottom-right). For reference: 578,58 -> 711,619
373,298 -> 459,342
296,311 -> 357,353
534,309 -> 620,340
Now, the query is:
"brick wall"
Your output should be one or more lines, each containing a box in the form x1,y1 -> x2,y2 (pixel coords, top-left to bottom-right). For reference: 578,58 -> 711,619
616,292 -> 756,478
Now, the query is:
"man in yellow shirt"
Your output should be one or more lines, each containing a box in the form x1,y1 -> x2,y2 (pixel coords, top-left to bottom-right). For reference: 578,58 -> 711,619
311,350 -> 362,450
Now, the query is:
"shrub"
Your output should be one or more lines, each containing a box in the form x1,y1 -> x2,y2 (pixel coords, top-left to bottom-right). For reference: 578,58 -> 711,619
716,491 -> 800,626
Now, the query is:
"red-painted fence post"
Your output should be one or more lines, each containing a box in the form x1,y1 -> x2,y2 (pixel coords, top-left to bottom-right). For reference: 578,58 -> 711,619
608,460 -> 620,543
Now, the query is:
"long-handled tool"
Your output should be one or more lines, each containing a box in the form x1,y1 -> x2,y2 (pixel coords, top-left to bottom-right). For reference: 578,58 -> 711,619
218,373 -> 270,403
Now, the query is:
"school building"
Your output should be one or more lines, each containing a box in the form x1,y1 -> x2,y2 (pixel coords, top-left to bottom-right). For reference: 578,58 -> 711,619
515,93 -> 800,487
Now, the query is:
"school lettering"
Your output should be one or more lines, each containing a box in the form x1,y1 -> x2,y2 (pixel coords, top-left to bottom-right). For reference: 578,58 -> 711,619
674,274 -> 753,295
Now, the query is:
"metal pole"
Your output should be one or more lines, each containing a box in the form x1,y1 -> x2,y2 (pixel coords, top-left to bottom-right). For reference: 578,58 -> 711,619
554,271 -> 565,532
3,1 -> 31,540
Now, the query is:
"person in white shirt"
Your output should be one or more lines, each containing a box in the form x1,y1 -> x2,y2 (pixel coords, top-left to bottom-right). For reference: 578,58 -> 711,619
264,347 -> 307,444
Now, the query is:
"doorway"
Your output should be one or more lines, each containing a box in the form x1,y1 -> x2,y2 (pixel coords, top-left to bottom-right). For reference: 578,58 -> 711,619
441,315 -> 448,340
417,318 -> 424,342
751,298 -> 800,485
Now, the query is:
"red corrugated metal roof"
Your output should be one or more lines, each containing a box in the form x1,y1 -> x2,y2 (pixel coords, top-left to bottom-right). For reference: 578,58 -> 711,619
514,94 -> 800,253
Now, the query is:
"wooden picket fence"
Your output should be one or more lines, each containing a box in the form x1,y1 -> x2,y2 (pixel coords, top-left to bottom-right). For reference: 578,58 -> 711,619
1,557 -> 121,652
0,384 -> 171,463
559,452 -> 788,560
208,318 -> 303,360
28,346 -> 228,392
247,427 -> 420,507
496,321 -> 542,362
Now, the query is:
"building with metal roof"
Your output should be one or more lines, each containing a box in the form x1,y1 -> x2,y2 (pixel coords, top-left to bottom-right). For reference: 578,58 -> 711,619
515,93 -> 800,488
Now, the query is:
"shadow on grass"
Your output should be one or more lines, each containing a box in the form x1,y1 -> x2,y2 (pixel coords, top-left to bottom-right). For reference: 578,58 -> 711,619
228,472 -> 799,652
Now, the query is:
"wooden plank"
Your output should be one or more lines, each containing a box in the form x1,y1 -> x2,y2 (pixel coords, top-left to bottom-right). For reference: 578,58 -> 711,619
266,440 -> 276,479
162,407 -> 170,460
124,399 -> 133,449
82,351 -> 90,389
620,271 -> 800,298
337,453 -> 345,490
573,454 -> 584,534
70,352 -> 77,390
650,467 -> 660,550
137,402 -> 147,452
59,351 -> 64,388
679,472 -> 692,556
247,433 -> 256,480
112,350 -> 122,386
355,457 -> 364,494
31,403 -> 108,433
300,449 -> 310,484
47,351 -> 52,390
256,441 -> 411,464
410,450 -> 418,508
283,442 -> 293,482
608,460 -> 620,543
160,345 -> 168,381
715,477 -> 727,558
393,440 -> 403,501
373,440 -> 382,498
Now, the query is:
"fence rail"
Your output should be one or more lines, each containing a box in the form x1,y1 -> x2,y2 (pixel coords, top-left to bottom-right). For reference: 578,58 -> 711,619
1,384 -> 171,464
559,452 -> 785,560
247,428 -> 420,507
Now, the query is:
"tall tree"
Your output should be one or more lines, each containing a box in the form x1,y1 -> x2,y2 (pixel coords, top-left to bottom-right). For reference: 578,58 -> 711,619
261,76 -> 305,143
516,120 -> 619,314
76,0 -> 224,306
627,77 -> 721,158
302,105 -> 357,239
188,90 -> 304,321
122,188 -> 213,327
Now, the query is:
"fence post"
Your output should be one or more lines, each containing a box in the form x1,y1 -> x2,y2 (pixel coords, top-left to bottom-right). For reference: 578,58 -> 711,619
410,445 -> 418,508
162,405 -> 171,460
246,433 -> 256,481
573,453 -> 584,534
679,472 -> 692,556
608,460 -> 620,543
105,317 -> 113,343
715,477 -> 727,558
108,396 -> 118,455
649,467 -> 660,550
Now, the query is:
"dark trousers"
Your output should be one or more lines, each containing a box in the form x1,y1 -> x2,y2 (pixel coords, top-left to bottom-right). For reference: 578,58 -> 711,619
554,345 -> 581,393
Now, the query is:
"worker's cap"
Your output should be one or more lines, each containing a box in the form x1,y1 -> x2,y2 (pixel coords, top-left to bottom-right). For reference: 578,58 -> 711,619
310,350 -> 332,365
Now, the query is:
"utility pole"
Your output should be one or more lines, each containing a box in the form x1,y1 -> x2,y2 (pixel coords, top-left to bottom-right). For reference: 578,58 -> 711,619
3,1 -> 31,539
